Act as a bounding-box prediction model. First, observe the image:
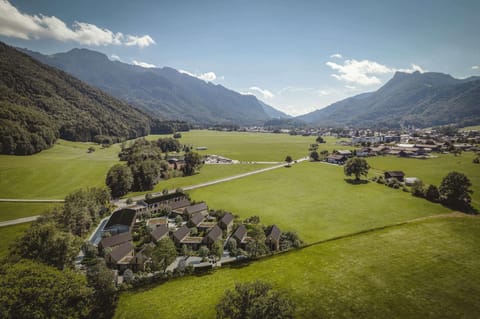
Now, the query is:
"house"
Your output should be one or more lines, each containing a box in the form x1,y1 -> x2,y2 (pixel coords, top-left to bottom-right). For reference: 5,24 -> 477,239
219,213 -> 234,233
173,225 -> 191,245
98,232 -> 132,253
166,155 -> 185,170
183,202 -> 208,217
188,212 -> 205,228
266,225 -> 282,251
204,225 -> 223,246
103,208 -> 136,235
151,224 -> 169,242
336,150 -> 352,157
327,154 -> 347,165
384,171 -> 405,182
404,177 -> 420,186
232,224 -> 248,248
144,193 -> 190,214
106,241 -> 135,271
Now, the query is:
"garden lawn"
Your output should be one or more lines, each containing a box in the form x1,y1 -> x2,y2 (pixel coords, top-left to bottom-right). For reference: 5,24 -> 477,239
0,223 -> 31,259
145,130 -> 351,162
368,153 -> 480,209
127,164 -> 274,197
189,161 -> 450,243
115,216 -> 480,319
0,202 -> 58,222
0,140 -> 121,199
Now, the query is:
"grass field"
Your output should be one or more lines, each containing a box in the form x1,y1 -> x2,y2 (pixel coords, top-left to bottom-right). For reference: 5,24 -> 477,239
188,161 -> 450,243
368,153 -> 480,208
0,202 -> 58,222
0,140 -> 121,199
115,216 -> 480,319
146,130 -> 351,162
0,223 -> 31,259
460,125 -> 480,131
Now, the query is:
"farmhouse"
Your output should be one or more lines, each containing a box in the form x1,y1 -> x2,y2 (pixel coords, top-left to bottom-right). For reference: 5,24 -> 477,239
145,193 -> 190,214
232,224 -> 248,248
151,224 -> 169,242
204,225 -> 223,246
188,212 -> 205,228
219,212 -> 234,233
106,241 -> 135,270
103,208 -> 136,235
327,154 -> 347,165
98,232 -> 132,253
384,171 -> 405,182
183,202 -> 208,217
173,225 -> 191,245
266,225 -> 282,251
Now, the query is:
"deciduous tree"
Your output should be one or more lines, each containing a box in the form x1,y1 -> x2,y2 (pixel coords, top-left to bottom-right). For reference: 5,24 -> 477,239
106,164 -> 133,197
344,157 -> 370,181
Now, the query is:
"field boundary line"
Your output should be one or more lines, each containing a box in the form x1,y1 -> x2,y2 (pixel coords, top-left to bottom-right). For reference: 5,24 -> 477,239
0,199 -> 64,202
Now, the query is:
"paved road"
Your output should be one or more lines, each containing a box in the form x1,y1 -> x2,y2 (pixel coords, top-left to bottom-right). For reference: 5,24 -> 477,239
0,199 -> 64,202
0,215 -> 40,227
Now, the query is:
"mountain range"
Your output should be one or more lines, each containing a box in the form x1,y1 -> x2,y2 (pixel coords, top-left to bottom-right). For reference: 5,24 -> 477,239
298,71 -> 480,128
23,48 -> 290,125
0,42 -> 155,155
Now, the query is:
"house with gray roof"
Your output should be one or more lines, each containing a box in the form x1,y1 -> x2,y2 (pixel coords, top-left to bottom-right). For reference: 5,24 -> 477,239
151,224 -> 169,242
103,208 -> 136,235
266,225 -> 282,251
204,225 -> 223,247
219,212 -> 234,233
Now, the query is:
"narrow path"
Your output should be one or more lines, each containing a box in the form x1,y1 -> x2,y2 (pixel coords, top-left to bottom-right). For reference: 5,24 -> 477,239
0,215 -> 40,227
0,199 -> 64,202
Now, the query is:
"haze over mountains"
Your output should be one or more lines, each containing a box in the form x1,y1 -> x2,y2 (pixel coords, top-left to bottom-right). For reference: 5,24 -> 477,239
298,71 -> 480,128
23,48 -> 290,125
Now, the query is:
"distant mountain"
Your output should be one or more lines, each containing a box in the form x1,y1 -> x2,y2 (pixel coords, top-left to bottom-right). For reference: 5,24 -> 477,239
259,101 -> 292,119
23,48 -> 289,125
0,42 -> 153,155
298,71 -> 480,128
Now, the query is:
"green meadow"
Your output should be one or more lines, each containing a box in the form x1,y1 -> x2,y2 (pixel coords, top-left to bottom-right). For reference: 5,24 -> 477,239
189,161 -> 450,243
146,130 -> 351,162
368,153 -> 480,208
115,216 -> 480,319
0,139 -> 121,199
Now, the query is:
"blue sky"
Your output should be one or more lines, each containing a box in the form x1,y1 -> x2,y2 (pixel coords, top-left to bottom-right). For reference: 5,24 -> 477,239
1,0 -> 479,115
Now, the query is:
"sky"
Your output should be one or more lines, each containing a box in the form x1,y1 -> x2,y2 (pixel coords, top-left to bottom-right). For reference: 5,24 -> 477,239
0,0 -> 479,116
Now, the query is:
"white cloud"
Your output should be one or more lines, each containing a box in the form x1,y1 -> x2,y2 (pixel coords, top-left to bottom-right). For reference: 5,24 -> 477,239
326,59 -> 393,86
0,0 -> 155,47
132,60 -> 156,68
249,86 -> 275,99
125,35 -> 156,48
472,65 -> 479,70
326,58 -> 426,86
330,53 -> 343,59
110,54 -> 121,61
179,69 -> 219,82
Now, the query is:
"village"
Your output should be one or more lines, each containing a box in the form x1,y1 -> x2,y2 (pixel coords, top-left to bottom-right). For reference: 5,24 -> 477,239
94,191 -> 296,284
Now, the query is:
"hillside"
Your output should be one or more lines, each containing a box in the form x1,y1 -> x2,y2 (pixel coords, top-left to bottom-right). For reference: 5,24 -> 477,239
0,42 -> 153,155
298,71 -> 480,128
24,48 -> 289,125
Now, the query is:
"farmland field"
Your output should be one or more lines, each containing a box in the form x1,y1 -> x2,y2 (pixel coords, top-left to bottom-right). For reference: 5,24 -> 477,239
189,161 -> 451,243
115,216 -> 480,319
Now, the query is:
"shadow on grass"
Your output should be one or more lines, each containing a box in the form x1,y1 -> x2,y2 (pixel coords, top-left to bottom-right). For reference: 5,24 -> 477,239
344,178 -> 368,185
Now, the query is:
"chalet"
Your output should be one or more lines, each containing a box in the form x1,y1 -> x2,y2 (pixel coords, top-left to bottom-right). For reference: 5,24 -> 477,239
183,202 -> 208,217
204,225 -> 223,246
145,193 -> 190,214
173,225 -> 190,245
219,213 -> 234,233
232,224 -> 248,248
106,241 -> 135,271
266,225 -> 282,251
98,232 -> 132,253
151,224 -> 169,242
103,209 -> 136,235
327,154 -> 347,165
189,212 -> 205,228
384,171 -> 405,182
336,150 -> 352,157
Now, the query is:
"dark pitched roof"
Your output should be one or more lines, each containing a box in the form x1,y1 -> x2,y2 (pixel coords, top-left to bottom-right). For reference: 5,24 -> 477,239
108,241 -> 133,263
385,171 -> 405,177
185,202 -> 208,215
105,209 -> 136,229
206,225 -> 223,242
173,225 -> 190,242
151,224 -> 169,242
144,192 -> 186,205
267,225 -> 282,242
232,225 -> 247,242
190,212 -> 205,227
220,213 -> 234,226
100,232 -> 132,249
170,197 -> 191,210
327,154 -> 346,161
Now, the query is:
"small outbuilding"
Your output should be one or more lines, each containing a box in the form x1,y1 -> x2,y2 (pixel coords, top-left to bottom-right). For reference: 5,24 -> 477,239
384,171 -> 405,182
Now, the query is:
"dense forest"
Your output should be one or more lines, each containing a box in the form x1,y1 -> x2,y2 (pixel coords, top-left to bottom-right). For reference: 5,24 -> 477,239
0,42 -> 189,155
